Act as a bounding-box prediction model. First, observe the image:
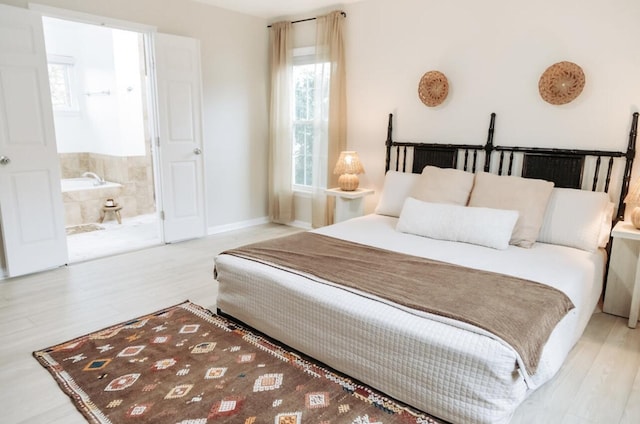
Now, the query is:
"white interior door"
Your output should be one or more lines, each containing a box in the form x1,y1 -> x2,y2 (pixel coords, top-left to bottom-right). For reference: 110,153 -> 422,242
0,4 -> 67,277
154,33 -> 206,243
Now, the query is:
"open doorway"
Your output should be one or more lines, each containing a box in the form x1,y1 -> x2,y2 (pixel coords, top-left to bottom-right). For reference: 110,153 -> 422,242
42,17 -> 161,263
0,3 -> 206,277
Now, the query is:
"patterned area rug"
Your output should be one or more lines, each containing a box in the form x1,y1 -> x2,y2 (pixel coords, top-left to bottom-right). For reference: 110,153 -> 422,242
34,301 -> 445,424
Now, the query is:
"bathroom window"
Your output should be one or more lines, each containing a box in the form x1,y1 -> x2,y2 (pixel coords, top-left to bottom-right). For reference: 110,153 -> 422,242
47,55 -> 78,112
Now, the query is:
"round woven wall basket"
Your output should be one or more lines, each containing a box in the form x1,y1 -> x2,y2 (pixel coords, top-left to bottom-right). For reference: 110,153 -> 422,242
538,61 -> 585,105
418,70 -> 449,107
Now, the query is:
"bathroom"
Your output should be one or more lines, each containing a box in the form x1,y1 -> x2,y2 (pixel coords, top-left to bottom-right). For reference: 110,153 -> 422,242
43,17 -> 160,262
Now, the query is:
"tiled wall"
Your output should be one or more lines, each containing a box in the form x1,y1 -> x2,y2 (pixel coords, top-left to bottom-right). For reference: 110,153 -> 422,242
59,147 -> 155,227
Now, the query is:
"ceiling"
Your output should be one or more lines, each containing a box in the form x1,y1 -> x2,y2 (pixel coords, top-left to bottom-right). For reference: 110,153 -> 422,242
192,0 -> 363,19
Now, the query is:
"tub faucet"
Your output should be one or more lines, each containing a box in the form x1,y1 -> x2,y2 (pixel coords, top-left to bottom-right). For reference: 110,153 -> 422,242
82,171 -> 106,186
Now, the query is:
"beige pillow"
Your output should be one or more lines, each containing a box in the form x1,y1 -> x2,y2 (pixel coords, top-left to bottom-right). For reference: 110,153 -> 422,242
375,171 -> 421,217
410,166 -> 475,206
468,172 -> 554,248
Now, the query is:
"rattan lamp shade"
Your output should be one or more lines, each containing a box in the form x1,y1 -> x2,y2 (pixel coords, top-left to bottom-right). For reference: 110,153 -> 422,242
334,151 -> 365,191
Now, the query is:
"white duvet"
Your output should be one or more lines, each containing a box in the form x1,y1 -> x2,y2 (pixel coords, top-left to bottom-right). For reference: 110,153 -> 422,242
215,214 -> 604,424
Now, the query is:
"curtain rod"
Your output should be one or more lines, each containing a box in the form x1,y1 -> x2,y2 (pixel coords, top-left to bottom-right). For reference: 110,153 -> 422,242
267,11 -> 346,28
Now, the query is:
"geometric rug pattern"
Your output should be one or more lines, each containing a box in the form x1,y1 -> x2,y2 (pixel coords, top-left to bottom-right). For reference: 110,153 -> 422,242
34,301 -> 445,423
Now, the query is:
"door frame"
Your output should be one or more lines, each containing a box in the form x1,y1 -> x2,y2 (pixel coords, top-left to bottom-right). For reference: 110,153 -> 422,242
1,5 -> 208,277
30,4 -> 157,34
30,3 -> 166,244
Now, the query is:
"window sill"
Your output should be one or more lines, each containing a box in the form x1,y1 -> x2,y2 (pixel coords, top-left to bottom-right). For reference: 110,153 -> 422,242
292,188 -> 312,198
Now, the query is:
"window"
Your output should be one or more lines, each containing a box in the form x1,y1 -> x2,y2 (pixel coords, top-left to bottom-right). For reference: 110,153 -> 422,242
47,55 -> 78,112
292,61 -> 315,188
291,48 -> 329,190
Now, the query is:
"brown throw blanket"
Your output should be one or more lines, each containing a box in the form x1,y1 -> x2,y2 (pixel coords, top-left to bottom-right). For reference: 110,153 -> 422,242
218,232 -> 575,375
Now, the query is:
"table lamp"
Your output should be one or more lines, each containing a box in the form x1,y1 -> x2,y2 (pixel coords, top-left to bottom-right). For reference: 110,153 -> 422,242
333,151 -> 364,191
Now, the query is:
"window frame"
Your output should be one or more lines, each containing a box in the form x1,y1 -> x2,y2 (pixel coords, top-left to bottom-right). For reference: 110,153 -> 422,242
47,54 -> 80,114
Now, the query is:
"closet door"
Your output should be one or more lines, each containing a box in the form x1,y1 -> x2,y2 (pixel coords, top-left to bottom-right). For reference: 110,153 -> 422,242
0,4 -> 67,277
154,33 -> 206,243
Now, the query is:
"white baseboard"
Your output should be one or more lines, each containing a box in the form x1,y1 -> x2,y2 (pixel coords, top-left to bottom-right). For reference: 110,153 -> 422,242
289,220 -> 312,230
207,217 -> 312,236
207,216 -> 270,235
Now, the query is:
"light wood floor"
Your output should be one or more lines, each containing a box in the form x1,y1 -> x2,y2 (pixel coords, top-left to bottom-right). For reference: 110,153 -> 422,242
1,223 -> 639,424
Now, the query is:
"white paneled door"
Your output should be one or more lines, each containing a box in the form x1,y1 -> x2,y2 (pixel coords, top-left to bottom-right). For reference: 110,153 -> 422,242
154,33 -> 206,243
0,5 -> 68,277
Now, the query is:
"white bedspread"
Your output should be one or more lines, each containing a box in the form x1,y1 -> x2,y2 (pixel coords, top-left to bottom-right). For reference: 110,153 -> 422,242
215,214 -> 604,424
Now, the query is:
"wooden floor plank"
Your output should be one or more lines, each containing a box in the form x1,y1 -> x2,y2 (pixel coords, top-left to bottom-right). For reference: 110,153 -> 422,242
565,317 -> 640,423
509,311 -> 616,423
561,414 -> 599,424
620,361 -> 640,424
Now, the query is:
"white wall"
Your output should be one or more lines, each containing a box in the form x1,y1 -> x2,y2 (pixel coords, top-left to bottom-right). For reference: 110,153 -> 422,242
1,0 -> 270,229
42,17 -> 92,153
6,0 -> 638,229
44,18 -> 146,157
340,0 -> 640,213
112,29 -> 146,156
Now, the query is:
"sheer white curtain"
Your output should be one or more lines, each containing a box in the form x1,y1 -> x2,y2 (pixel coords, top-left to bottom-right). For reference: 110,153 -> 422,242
311,11 -> 347,228
268,22 -> 294,224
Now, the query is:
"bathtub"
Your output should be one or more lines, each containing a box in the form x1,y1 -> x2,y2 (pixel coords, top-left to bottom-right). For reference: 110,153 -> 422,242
61,178 -> 124,227
61,177 -> 122,192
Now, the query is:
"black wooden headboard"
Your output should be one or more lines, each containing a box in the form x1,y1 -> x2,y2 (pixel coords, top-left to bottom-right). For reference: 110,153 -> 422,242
384,112 -> 639,221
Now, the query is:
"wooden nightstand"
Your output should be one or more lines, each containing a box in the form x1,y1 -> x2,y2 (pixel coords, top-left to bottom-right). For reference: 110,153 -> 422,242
604,221 -> 640,328
325,188 -> 374,223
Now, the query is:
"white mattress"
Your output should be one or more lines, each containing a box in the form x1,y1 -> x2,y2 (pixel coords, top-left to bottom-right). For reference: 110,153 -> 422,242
215,214 -> 605,424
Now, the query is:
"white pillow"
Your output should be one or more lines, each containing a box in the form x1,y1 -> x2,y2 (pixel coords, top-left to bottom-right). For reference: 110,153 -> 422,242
537,188 -> 612,251
468,172 -> 554,248
410,166 -> 475,206
375,171 -> 420,217
397,197 -> 519,250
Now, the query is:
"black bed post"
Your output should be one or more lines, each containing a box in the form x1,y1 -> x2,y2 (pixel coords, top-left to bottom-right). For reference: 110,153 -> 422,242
617,111 -> 639,221
385,113 -> 393,173
483,113 -> 496,172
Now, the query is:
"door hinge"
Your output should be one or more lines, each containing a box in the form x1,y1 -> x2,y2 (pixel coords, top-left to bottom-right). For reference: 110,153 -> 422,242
156,136 -> 160,147
160,211 -> 165,220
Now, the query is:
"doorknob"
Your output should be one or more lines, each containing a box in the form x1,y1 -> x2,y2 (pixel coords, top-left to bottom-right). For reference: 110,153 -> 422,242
193,148 -> 202,155
0,156 -> 10,165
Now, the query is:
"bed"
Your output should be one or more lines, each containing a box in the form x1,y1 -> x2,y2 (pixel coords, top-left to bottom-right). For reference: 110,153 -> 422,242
214,112 -> 639,424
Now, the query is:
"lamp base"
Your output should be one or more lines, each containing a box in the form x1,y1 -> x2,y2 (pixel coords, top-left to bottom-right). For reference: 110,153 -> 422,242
338,174 -> 360,191
632,206 -> 640,229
